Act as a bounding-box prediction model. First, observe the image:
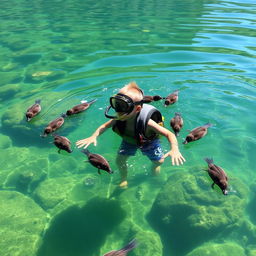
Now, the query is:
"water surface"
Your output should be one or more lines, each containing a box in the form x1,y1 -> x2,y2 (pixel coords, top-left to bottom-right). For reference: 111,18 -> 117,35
0,0 -> 255,255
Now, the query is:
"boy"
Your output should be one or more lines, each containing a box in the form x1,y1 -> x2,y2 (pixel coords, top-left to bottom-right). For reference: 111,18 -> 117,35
76,82 -> 185,188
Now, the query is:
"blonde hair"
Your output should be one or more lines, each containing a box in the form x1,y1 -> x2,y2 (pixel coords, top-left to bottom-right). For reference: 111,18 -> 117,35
120,81 -> 143,100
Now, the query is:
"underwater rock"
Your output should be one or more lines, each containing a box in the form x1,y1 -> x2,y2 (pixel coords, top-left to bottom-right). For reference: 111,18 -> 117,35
37,197 -> 126,256
33,176 -> 78,210
0,71 -> 22,86
0,190 -> 48,256
99,218 -> 162,256
0,134 -> 12,149
4,157 -> 48,193
51,53 -> 67,61
49,157 -> 78,178
3,39 -> 31,51
45,70 -> 66,81
0,83 -> 21,101
148,171 -> 248,255
0,147 -> 31,189
1,62 -> 19,72
185,242 -> 246,256
133,230 -> 163,256
12,52 -> 42,64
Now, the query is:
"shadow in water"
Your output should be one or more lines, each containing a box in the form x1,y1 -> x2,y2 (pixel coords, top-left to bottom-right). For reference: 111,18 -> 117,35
37,197 -> 126,256
147,204 -> 217,256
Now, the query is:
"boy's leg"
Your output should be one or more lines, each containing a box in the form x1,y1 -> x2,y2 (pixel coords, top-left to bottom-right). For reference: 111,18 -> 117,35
151,158 -> 164,175
116,154 -> 130,188
116,140 -> 137,188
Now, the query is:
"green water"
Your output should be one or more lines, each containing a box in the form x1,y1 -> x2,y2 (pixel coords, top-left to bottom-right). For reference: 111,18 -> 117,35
0,0 -> 256,255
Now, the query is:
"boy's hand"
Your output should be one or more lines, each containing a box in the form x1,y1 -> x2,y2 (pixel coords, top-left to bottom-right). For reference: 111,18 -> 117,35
163,149 -> 186,166
76,136 -> 97,149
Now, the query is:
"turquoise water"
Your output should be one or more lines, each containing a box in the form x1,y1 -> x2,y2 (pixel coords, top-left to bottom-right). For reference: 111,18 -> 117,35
0,0 -> 256,255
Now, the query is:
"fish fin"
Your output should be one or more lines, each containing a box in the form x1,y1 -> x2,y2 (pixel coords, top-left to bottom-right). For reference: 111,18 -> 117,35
211,183 -> 215,189
120,239 -> 137,252
204,158 -> 213,164
98,169 -> 101,175
81,149 -> 90,155
204,122 -> 213,128
87,99 -> 97,104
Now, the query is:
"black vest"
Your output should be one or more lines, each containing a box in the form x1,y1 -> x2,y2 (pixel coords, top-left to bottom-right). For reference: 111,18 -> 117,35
112,104 -> 163,146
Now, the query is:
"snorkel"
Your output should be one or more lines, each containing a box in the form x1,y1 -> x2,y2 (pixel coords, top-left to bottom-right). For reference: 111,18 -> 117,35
104,105 -> 121,119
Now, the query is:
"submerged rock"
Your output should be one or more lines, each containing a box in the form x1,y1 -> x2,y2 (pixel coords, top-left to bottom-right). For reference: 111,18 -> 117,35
0,83 -> 21,101
0,134 -> 12,149
0,191 -> 48,256
148,171 -> 248,255
33,176 -> 78,210
186,242 -> 246,256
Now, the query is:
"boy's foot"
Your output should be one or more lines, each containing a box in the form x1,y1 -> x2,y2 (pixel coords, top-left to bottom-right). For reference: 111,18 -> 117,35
152,165 -> 161,176
119,180 -> 128,189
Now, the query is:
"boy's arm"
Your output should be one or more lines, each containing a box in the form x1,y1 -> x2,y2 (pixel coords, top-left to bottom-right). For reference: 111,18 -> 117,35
76,119 -> 114,149
147,119 -> 186,165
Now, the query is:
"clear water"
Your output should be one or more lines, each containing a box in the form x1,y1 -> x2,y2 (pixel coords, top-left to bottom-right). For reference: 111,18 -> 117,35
0,0 -> 256,255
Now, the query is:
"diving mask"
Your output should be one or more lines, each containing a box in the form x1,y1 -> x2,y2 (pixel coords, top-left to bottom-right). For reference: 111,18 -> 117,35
105,93 -> 143,119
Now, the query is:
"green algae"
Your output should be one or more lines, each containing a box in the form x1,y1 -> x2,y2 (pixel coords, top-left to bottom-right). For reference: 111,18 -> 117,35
148,171 -> 249,255
186,242 -> 246,256
0,191 -> 48,256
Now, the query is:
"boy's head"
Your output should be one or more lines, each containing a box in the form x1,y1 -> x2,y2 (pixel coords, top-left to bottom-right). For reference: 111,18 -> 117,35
105,82 -> 144,120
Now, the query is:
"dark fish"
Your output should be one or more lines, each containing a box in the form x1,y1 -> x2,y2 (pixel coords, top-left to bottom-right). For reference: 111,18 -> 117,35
164,90 -> 179,106
103,239 -> 137,256
25,99 -> 41,121
183,123 -> 212,144
66,99 -> 97,116
42,114 -> 66,137
143,95 -> 162,103
53,134 -> 72,153
81,149 -> 113,174
170,112 -> 183,136
204,158 -> 228,195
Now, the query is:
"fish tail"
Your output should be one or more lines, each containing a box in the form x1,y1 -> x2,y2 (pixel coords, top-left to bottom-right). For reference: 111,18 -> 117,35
81,149 -> 90,156
204,122 -> 213,128
175,112 -> 181,116
204,157 -> 214,164
61,113 -> 67,118
35,99 -> 41,104
120,239 -> 137,253
87,99 -> 97,105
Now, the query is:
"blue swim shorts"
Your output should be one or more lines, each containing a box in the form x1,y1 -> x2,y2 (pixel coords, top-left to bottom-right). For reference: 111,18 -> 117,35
118,139 -> 163,161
